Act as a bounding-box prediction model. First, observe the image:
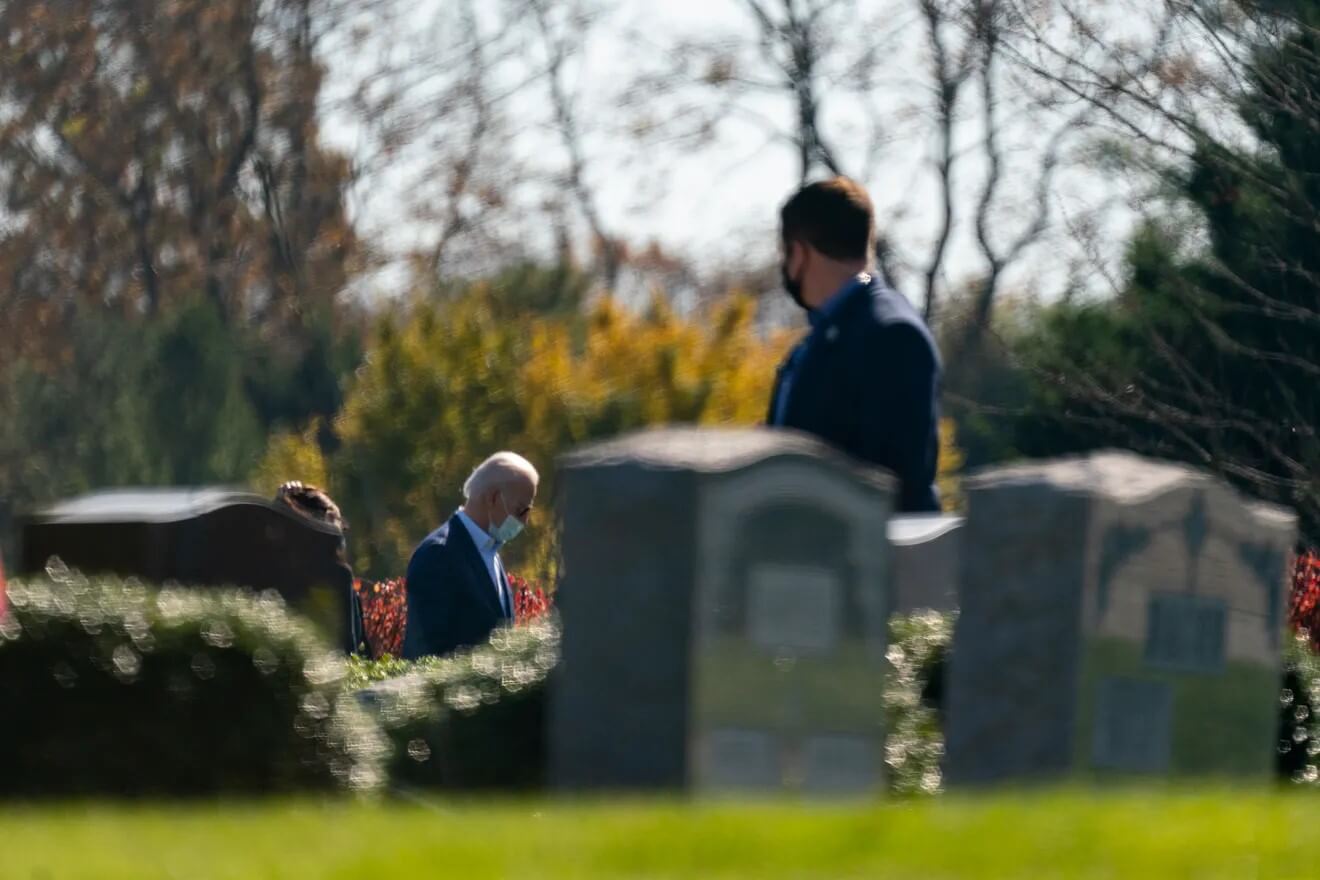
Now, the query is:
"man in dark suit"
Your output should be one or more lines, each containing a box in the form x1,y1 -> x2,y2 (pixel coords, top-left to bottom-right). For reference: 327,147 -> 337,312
769,177 -> 943,513
402,452 -> 539,659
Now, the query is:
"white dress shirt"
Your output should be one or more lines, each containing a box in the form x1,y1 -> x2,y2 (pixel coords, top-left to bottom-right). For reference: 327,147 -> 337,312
456,509 -> 511,615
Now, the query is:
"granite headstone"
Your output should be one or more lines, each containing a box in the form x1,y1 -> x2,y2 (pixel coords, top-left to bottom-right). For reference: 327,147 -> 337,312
19,488 -> 355,650
549,427 -> 895,795
888,515 -> 963,614
944,451 -> 1296,785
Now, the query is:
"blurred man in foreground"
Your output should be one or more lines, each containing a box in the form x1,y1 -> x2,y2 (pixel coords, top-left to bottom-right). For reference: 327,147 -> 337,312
769,177 -> 942,513
402,452 -> 538,659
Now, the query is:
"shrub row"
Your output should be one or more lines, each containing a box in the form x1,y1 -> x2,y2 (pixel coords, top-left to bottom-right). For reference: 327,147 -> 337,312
0,565 -> 386,798
5,564 -> 1318,797
348,621 -> 559,791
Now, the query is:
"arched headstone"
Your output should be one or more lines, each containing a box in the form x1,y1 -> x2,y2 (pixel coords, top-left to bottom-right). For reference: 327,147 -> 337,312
549,427 -> 895,795
944,451 -> 1296,785
19,488 -> 355,651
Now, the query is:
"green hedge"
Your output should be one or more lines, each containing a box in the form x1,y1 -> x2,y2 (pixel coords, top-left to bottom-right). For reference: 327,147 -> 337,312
0,566 -> 386,798
348,621 -> 559,791
894,614 -> 1319,789
347,613 -> 950,796
885,611 -> 953,796
7,566 -> 1308,799
1281,633 -> 1320,784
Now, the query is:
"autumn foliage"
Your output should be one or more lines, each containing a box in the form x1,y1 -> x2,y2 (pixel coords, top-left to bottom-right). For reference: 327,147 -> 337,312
509,573 -> 552,622
354,572 -> 553,659
1289,550 -> 1320,651
302,283 -> 795,582
355,578 -> 406,660
253,272 -> 970,584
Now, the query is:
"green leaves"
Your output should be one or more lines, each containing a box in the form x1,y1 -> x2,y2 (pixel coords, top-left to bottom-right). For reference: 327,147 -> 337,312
0,568 -> 388,796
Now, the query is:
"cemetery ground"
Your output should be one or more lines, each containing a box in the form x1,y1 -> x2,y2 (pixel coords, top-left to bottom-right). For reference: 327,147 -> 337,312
8,441 -> 1320,876
5,789 -> 1319,879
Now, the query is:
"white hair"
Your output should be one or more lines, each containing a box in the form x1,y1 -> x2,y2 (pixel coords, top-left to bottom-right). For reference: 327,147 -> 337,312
462,451 -> 539,500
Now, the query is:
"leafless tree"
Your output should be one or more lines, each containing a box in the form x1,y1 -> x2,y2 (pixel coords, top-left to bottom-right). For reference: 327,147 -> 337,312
521,0 -> 623,288
326,0 -> 543,288
621,0 -> 1088,332
322,0 -> 632,294
1000,0 -> 1320,531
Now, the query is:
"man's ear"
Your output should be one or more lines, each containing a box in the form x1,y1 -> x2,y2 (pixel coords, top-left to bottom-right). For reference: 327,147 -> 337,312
790,240 -> 809,276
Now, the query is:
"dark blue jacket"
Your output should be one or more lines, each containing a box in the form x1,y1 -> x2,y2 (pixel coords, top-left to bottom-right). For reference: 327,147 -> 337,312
402,514 -> 512,660
768,277 -> 942,513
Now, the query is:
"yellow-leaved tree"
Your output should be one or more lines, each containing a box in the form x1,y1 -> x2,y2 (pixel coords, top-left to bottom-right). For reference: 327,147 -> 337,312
938,418 -> 966,513
250,419 -> 331,498
326,282 -> 792,580
259,270 -> 966,583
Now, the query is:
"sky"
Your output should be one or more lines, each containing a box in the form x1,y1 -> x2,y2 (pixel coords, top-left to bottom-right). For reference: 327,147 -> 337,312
317,0 -> 1152,310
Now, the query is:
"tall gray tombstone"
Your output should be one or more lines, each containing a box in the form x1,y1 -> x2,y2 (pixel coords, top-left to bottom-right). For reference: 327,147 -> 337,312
888,515 -> 963,614
945,451 -> 1296,785
549,427 -> 895,795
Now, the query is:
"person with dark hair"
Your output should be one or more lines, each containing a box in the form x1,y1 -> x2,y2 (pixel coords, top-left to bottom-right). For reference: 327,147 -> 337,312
770,177 -> 942,513
274,481 -> 366,655
276,481 -> 347,531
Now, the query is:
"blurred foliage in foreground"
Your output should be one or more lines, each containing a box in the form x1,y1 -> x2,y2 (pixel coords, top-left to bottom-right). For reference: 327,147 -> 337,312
0,568 -> 385,798
4,567 -> 1318,798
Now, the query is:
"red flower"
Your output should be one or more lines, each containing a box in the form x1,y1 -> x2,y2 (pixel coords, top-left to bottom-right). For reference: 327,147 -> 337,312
354,577 -> 406,659
508,572 -> 553,623
353,571 -> 554,658
1289,550 -> 1320,651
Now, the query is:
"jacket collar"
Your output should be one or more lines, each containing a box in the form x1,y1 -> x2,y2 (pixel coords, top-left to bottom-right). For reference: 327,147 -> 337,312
447,512 -> 508,619
808,272 -> 871,331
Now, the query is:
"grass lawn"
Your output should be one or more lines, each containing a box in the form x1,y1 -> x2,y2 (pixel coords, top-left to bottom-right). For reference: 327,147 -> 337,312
3,788 -> 1313,879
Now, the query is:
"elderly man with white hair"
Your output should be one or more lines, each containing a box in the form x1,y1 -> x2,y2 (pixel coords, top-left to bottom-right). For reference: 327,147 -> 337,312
401,452 -> 539,659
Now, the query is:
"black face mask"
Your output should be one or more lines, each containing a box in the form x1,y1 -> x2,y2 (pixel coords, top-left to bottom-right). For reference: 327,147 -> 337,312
781,261 -> 808,312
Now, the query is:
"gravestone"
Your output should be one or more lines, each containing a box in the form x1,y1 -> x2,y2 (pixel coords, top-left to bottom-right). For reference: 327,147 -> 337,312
19,488 -> 355,651
549,427 -> 895,795
944,451 -> 1296,785
888,515 -> 963,614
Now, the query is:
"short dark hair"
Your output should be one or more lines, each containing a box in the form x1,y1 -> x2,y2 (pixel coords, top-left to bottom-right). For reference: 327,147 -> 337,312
780,177 -> 875,261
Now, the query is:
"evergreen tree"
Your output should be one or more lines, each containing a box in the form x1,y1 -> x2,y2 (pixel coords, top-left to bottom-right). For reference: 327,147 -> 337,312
1018,2 -> 1320,539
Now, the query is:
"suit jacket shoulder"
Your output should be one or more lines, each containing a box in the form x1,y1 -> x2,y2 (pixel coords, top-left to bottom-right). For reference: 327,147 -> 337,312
856,280 -> 941,365
402,514 -> 506,660
804,278 -> 943,513
408,520 -> 452,564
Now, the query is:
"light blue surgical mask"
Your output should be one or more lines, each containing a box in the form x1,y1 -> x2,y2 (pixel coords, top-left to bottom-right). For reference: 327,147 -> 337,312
490,493 -> 525,545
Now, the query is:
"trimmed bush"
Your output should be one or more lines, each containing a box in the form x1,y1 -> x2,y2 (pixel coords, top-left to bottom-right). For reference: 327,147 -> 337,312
1280,632 -> 1320,784
0,564 -> 386,798
886,611 -> 953,796
348,613 -> 951,796
348,620 -> 559,791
